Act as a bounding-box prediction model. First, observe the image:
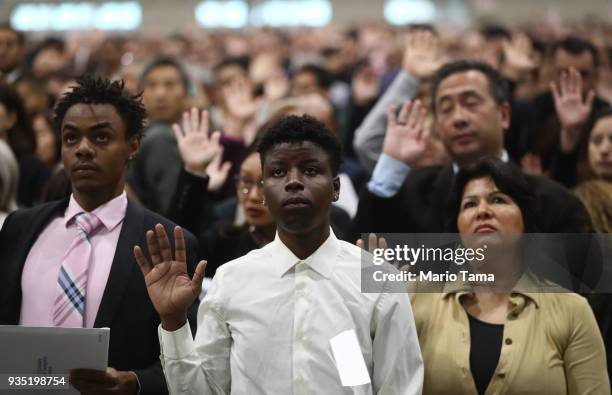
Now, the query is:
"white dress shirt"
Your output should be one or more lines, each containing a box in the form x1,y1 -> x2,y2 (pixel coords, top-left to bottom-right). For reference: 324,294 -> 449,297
159,230 -> 423,394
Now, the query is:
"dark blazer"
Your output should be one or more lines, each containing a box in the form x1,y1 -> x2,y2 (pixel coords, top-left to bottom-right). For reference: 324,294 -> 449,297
0,199 -> 199,394
348,164 -> 599,289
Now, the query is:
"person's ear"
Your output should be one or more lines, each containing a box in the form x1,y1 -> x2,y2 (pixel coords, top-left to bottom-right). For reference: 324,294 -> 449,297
332,176 -> 340,202
127,134 -> 140,163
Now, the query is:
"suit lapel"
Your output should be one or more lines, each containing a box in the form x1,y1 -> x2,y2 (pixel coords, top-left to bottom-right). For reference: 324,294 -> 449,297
94,200 -> 144,328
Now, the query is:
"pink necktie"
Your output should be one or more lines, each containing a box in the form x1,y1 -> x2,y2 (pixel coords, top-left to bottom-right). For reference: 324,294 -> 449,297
53,212 -> 103,327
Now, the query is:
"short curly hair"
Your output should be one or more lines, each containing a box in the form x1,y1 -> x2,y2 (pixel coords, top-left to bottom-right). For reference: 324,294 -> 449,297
53,75 -> 147,140
257,114 -> 342,176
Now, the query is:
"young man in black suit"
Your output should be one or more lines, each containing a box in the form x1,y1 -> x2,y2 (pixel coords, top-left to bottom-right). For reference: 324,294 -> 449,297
349,60 -> 596,289
0,76 -> 198,394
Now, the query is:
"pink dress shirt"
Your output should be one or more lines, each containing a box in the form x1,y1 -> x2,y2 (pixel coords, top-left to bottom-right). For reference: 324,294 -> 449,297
20,192 -> 127,328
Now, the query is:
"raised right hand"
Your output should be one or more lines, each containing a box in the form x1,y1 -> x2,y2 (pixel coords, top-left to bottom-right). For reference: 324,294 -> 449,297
134,224 -> 207,331
356,232 -> 388,253
551,68 -> 595,152
402,30 -> 445,80
382,99 -> 430,166
173,107 -> 222,175
205,148 -> 232,192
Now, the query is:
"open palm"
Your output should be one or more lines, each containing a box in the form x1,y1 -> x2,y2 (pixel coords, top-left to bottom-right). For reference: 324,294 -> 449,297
223,78 -> 258,120
382,99 -> 430,166
551,68 -> 595,152
134,224 -> 206,318
551,68 -> 595,130
173,107 -> 222,174
402,30 -> 446,80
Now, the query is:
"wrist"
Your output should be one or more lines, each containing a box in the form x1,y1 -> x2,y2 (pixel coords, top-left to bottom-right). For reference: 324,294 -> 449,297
161,314 -> 187,332
560,127 -> 581,153
500,63 -> 525,83
383,149 -> 416,167
185,164 -> 208,176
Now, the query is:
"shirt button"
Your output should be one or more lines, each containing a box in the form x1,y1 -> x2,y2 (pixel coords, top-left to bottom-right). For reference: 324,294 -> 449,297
505,338 -> 513,345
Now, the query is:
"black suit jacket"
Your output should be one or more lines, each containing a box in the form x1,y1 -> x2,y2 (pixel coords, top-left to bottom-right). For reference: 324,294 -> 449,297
0,199 -> 199,394
348,164 -> 599,289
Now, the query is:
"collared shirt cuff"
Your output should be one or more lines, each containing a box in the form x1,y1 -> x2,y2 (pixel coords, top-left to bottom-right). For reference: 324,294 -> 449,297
367,154 -> 411,197
158,321 -> 195,359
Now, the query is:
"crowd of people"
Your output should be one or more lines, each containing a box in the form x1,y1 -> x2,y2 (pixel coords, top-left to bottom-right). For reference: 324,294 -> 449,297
0,15 -> 611,394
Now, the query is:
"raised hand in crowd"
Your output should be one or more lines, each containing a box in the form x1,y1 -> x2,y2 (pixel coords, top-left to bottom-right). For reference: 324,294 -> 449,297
134,225 -> 207,332
357,233 -> 410,270
222,77 -> 260,145
352,63 -> 380,106
402,30 -> 446,80
223,77 -> 259,121
551,67 -> 596,152
356,232 -> 388,253
205,148 -> 232,192
173,107 -> 222,175
500,32 -> 537,81
382,99 -> 430,166
263,70 -> 290,101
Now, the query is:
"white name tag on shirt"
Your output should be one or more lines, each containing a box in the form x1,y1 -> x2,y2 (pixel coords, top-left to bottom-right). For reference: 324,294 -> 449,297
329,329 -> 371,387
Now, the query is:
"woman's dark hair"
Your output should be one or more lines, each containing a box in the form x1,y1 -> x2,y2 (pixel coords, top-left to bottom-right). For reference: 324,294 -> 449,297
446,159 -> 564,283
446,159 -> 539,233
578,105 -> 612,179
0,82 -> 37,156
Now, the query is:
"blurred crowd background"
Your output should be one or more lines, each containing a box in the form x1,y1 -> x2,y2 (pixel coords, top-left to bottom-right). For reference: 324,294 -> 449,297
0,0 -> 611,390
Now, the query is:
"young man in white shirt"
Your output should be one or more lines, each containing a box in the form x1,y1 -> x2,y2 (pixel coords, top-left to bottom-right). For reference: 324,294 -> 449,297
134,114 -> 423,394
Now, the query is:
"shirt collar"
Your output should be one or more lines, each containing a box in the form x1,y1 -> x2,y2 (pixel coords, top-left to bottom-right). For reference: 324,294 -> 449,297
452,150 -> 509,174
269,228 -> 340,279
64,191 -> 128,232
441,270 -> 542,309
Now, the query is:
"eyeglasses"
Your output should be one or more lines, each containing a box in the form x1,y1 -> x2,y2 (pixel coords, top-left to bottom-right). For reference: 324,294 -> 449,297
236,175 -> 264,195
